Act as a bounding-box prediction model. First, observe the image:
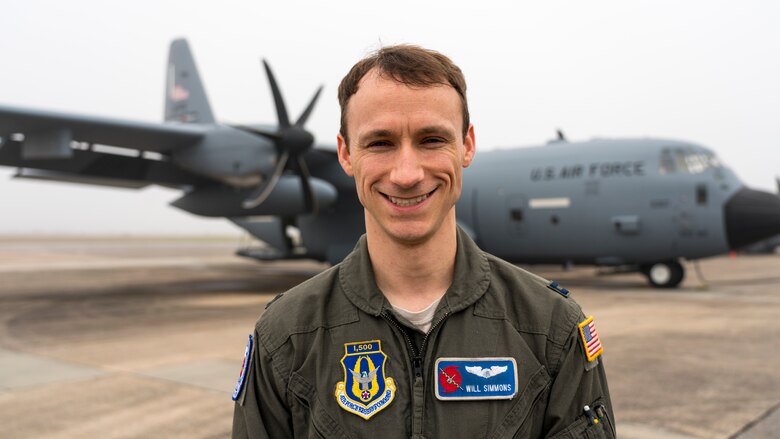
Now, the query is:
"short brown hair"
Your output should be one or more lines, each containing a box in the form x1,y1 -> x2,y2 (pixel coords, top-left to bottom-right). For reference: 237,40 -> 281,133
337,44 -> 469,145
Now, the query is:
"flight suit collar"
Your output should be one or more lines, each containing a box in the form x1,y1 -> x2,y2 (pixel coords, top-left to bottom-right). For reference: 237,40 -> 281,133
338,227 -> 491,317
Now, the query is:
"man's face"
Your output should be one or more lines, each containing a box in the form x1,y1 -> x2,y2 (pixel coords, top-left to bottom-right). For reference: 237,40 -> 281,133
337,69 -> 476,245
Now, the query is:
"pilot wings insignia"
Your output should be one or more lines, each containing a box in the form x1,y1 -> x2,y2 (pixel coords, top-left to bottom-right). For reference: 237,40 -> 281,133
465,365 -> 508,379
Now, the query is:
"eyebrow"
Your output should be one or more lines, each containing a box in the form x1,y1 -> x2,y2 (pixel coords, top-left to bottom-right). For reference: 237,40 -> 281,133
359,129 -> 394,142
415,125 -> 455,137
358,125 -> 455,143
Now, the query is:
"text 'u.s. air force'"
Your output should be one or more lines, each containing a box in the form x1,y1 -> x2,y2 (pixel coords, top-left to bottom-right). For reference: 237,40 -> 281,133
531,161 -> 645,181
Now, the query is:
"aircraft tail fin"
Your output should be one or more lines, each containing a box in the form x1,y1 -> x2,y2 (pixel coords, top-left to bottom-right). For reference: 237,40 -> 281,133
164,39 -> 215,124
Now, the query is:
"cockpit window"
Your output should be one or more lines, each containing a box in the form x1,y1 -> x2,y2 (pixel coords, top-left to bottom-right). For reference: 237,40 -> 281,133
659,147 -> 721,174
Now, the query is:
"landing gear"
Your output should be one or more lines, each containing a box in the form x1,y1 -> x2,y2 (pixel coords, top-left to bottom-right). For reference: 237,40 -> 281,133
640,260 -> 685,288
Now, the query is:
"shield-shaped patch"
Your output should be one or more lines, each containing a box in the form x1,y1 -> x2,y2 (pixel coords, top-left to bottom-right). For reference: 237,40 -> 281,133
334,339 -> 396,420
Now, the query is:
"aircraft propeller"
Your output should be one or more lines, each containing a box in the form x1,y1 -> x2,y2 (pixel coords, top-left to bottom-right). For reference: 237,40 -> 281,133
234,60 -> 323,212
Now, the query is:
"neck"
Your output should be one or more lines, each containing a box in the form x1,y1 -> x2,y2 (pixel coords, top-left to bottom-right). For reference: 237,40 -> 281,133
366,213 -> 458,312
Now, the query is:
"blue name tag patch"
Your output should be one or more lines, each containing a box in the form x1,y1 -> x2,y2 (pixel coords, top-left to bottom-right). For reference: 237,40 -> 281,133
435,357 -> 518,400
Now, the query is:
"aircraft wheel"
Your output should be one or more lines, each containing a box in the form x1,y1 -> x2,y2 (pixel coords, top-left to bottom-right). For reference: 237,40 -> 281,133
642,260 -> 684,288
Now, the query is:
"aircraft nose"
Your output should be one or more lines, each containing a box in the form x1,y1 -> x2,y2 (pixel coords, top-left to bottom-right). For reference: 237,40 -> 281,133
724,187 -> 780,249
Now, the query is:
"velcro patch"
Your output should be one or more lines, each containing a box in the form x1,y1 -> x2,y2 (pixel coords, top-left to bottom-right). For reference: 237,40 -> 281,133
335,340 -> 396,420
232,334 -> 253,401
578,316 -> 604,362
435,357 -> 518,400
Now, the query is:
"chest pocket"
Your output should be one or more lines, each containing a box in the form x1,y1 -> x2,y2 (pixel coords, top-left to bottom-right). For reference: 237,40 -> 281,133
288,371 -> 352,439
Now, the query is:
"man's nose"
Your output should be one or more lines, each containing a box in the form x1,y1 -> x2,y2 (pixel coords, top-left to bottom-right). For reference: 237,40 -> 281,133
389,145 -> 425,188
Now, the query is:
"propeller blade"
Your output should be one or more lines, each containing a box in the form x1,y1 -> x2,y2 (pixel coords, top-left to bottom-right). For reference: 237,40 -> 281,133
295,85 -> 324,127
296,155 -> 318,215
242,150 -> 290,209
262,59 -> 290,128
230,124 -> 281,141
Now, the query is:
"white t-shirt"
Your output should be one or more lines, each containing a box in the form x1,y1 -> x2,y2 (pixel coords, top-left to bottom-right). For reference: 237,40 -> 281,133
391,297 -> 443,334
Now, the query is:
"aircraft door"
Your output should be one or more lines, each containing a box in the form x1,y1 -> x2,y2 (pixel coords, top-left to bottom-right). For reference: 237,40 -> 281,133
471,188 -> 527,259
507,195 -> 528,236
672,182 -> 708,254
672,193 -> 693,245
670,181 -> 723,258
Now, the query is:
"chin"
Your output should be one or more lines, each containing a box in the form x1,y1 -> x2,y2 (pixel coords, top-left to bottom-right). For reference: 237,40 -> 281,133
384,222 -> 439,245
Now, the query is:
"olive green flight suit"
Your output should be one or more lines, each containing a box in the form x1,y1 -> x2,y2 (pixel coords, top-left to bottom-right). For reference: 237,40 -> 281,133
233,228 -> 615,438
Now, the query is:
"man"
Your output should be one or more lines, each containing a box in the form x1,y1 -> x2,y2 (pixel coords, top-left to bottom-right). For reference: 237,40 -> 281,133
232,45 -> 615,438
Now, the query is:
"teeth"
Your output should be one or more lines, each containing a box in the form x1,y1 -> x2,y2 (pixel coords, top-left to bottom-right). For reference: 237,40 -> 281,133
388,193 -> 429,207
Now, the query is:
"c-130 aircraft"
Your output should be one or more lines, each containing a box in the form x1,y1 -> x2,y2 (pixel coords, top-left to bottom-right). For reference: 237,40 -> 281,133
1,39 -> 779,288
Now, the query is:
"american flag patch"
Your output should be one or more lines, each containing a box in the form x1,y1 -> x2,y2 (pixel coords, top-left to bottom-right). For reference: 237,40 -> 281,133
578,316 -> 603,362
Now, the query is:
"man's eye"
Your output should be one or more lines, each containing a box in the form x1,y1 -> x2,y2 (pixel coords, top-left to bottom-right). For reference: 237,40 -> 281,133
367,140 -> 391,148
422,137 -> 446,146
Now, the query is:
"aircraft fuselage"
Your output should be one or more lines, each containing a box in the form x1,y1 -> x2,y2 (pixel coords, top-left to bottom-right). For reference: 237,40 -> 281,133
459,138 -> 739,267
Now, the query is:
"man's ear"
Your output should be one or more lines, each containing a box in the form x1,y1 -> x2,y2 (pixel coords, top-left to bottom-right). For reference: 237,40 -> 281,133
462,124 -> 476,168
337,133 -> 354,176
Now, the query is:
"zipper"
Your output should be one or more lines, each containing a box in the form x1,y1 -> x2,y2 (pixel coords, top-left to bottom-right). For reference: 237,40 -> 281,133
420,312 -> 449,354
382,310 -> 450,378
412,311 -> 449,378
383,309 -> 450,437
417,311 -> 450,376
412,357 -> 422,378
383,311 -> 419,355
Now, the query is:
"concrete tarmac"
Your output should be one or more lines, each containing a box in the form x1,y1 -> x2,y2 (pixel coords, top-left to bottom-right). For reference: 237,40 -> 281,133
0,237 -> 778,438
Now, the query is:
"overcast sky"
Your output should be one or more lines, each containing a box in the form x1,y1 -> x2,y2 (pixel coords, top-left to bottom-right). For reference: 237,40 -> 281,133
1,1 -> 778,235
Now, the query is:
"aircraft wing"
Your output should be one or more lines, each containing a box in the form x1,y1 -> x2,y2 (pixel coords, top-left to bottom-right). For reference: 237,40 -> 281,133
0,139 -> 213,189
0,104 -> 213,189
0,104 -> 206,153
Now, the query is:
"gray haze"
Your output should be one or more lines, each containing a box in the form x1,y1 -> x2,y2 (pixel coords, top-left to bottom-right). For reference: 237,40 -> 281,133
1,0 -> 778,235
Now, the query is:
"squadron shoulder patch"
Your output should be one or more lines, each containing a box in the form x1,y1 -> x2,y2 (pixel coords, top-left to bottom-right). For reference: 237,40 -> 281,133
335,340 -> 396,420
232,334 -> 253,401
578,316 -> 604,362
435,357 -> 518,400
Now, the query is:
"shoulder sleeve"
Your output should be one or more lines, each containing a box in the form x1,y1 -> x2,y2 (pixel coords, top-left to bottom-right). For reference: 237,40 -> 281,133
543,315 -> 616,438
232,329 -> 293,439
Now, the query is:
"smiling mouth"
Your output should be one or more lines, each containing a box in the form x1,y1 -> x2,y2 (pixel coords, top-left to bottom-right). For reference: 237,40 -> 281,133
385,189 -> 436,207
